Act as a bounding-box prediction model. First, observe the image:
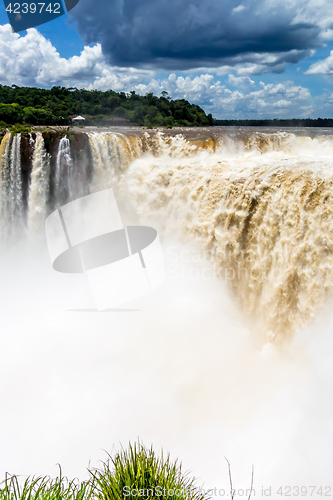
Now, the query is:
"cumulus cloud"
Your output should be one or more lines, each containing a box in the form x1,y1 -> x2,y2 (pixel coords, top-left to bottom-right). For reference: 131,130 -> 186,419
68,0 -> 333,71
0,24 -> 154,88
227,75 -> 256,92
131,74 -> 312,119
232,5 -> 246,14
305,50 -> 333,74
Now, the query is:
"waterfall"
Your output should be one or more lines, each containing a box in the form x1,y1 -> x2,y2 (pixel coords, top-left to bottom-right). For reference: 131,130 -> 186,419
0,133 -> 24,238
88,133 -> 117,192
87,132 -> 143,193
0,133 -> 11,207
54,136 -> 74,205
125,135 -> 333,343
1,127 -> 333,341
0,133 -> 11,238
85,129 -> 333,342
28,132 -> 51,231
9,134 -> 24,225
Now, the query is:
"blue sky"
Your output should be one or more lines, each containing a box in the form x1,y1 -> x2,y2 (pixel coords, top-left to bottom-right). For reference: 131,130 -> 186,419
1,0 -> 333,119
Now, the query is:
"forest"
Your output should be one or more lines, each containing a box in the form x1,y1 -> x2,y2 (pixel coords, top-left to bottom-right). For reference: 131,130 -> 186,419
0,85 -> 213,128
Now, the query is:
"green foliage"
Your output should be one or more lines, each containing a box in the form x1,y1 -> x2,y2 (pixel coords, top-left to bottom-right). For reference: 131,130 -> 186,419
0,469 -> 93,500
10,123 -> 33,135
0,103 -> 22,124
0,85 -> 213,128
22,107 -> 54,125
90,442 -> 206,500
0,444 -> 209,500
0,122 -> 33,135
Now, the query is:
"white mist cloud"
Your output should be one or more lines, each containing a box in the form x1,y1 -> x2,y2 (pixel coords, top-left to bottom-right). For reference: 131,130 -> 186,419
1,230 -> 333,489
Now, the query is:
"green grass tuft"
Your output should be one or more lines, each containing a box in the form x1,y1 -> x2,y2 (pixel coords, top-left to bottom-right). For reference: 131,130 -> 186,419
0,468 -> 94,500
90,442 -> 206,500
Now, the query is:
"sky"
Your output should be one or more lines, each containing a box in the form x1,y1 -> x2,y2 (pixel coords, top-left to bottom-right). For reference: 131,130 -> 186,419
1,0 -> 333,119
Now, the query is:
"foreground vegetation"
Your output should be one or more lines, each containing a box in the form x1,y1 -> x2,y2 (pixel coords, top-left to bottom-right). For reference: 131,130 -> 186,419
0,443 -> 208,500
0,85 -> 213,129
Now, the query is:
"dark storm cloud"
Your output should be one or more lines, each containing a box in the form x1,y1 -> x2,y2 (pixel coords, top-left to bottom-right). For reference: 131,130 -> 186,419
69,0 -> 326,71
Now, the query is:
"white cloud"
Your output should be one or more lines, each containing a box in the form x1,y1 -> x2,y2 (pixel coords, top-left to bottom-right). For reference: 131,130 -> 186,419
305,50 -> 333,74
132,74 -> 312,118
291,0 -> 333,30
0,24 -> 154,88
227,75 -> 256,91
273,99 -> 291,108
319,29 -> 333,41
232,5 -> 246,14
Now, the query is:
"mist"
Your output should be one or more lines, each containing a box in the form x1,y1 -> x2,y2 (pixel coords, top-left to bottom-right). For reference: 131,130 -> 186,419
1,234 -> 333,493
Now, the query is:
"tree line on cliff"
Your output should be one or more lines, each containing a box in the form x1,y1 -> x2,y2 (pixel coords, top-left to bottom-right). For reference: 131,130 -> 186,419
0,85 -> 213,128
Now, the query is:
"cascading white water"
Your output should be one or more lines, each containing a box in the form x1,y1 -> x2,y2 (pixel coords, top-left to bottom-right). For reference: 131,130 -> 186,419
0,132 -> 12,222
0,133 -> 24,238
122,132 -> 333,343
55,136 -> 74,204
2,128 -> 333,342
9,134 -> 24,225
29,132 -> 35,149
28,132 -> 51,231
86,130 -> 333,343
88,133 -> 128,192
86,132 -> 150,197
88,133 -> 115,191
